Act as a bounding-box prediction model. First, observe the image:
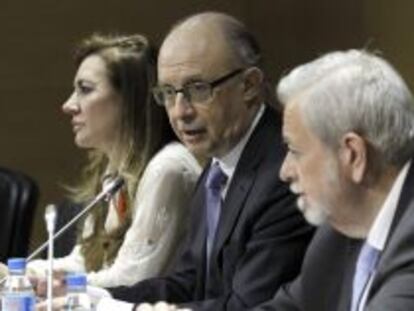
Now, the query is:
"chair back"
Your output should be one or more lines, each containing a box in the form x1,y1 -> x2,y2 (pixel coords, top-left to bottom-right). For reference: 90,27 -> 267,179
0,167 -> 39,261
54,200 -> 83,257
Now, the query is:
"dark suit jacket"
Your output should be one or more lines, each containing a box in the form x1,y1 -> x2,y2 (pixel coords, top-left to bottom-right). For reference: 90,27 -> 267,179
109,107 -> 314,310
255,160 -> 414,311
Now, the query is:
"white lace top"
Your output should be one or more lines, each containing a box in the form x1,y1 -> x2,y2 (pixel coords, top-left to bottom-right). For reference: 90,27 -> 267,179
28,142 -> 201,288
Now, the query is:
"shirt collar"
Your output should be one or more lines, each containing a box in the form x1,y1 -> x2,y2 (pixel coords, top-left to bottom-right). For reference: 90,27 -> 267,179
212,104 -> 265,196
367,161 -> 411,251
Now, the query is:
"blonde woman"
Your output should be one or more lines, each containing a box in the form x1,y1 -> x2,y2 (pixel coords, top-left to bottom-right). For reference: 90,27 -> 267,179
28,34 -> 201,288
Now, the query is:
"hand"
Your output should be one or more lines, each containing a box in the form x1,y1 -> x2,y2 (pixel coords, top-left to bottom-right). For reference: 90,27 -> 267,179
35,297 -> 66,311
34,270 -> 66,298
0,261 -> 8,279
136,302 -> 191,311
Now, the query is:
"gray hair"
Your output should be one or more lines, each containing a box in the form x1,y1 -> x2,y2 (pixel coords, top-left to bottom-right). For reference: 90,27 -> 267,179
277,49 -> 414,167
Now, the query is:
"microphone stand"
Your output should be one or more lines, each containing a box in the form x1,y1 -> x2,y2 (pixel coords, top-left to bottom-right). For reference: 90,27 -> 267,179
44,204 -> 57,311
28,177 -> 124,261
0,177 -> 124,285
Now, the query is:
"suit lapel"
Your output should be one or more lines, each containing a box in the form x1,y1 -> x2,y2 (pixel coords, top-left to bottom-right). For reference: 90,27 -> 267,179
387,160 -> 414,236
365,160 -> 414,303
210,108 -> 273,261
212,159 -> 258,258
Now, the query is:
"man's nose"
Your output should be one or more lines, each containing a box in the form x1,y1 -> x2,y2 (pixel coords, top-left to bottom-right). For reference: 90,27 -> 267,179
171,92 -> 196,120
280,154 -> 294,183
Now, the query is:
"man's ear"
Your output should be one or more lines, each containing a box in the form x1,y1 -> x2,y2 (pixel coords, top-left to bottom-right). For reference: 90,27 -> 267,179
338,132 -> 368,183
242,67 -> 263,102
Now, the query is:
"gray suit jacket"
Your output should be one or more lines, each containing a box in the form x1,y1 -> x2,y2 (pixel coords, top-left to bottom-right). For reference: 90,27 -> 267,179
255,160 -> 414,311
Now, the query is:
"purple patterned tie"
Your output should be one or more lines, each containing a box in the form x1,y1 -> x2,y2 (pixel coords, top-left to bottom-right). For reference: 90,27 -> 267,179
205,162 -> 228,263
351,243 -> 380,311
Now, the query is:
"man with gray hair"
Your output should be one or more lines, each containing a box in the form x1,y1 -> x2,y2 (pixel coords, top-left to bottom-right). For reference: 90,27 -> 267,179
255,50 -> 414,310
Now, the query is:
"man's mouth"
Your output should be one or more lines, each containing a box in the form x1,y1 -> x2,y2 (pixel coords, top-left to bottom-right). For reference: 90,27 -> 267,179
182,129 -> 206,141
290,184 -> 302,195
296,196 -> 306,212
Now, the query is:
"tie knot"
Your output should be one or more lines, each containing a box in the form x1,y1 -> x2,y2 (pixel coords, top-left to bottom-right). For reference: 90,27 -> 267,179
206,163 -> 227,190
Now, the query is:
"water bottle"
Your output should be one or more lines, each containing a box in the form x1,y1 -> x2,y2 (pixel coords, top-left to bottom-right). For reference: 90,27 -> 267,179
64,274 -> 93,311
1,258 -> 35,311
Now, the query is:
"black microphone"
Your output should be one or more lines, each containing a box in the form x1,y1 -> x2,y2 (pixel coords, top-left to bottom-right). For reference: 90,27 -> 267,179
27,176 -> 125,261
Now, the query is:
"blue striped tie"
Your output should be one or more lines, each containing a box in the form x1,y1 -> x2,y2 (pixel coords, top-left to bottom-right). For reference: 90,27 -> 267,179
351,243 -> 380,311
205,162 -> 227,264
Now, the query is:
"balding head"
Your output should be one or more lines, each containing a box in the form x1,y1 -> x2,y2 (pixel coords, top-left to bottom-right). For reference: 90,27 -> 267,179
159,14 -> 236,77
160,12 -> 262,70
156,12 -> 265,158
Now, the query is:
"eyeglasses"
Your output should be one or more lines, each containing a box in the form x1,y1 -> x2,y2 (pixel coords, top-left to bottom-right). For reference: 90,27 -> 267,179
152,68 -> 244,107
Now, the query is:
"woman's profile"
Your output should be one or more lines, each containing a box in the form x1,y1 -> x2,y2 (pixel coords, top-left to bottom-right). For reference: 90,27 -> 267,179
27,33 -> 201,288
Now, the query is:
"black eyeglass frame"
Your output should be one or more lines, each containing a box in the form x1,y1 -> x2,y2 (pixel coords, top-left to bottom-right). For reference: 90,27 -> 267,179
152,67 -> 245,107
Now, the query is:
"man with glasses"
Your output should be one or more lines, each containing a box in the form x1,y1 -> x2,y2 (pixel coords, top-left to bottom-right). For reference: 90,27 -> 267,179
102,12 -> 314,311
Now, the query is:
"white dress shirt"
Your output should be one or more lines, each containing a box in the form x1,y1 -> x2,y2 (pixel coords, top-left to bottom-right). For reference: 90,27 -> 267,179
213,104 -> 265,198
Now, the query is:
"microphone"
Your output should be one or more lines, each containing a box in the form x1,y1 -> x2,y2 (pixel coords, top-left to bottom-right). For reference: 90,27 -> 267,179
0,177 -> 125,286
27,176 -> 124,261
44,204 -> 56,311
44,204 -> 57,233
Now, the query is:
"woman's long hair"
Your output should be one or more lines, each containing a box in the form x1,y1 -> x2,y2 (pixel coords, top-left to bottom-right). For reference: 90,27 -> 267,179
66,33 -> 174,271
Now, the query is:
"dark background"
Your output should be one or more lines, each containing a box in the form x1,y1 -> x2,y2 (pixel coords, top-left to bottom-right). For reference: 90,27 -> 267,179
0,0 -> 412,249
